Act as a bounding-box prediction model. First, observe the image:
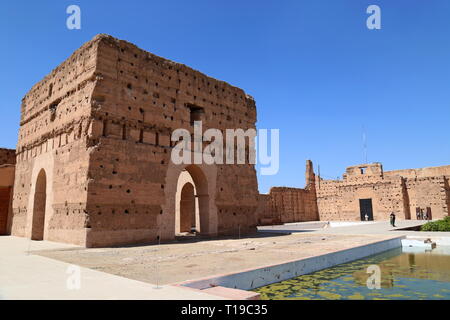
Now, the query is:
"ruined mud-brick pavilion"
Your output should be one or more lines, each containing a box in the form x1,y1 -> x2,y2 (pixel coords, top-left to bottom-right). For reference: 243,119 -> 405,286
9,34 -> 259,247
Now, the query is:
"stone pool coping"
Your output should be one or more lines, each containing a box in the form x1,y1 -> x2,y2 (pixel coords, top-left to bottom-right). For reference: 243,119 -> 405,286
172,235 -> 404,300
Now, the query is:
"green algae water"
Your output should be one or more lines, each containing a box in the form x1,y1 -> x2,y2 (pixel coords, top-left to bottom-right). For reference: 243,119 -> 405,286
254,246 -> 450,300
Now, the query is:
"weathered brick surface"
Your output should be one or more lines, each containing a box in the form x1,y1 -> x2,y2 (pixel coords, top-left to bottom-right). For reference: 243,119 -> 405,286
11,37 -> 97,244
316,163 -> 450,221
11,34 -> 259,247
258,161 -> 450,224
256,160 -> 319,225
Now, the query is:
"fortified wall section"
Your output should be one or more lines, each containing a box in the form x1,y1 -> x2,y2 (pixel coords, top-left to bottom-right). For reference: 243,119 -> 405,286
316,163 -> 450,221
258,162 -> 450,224
256,160 -> 319,225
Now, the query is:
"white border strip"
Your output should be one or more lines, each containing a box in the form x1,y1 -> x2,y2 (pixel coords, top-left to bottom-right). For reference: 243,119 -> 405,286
181,236 -> 404,291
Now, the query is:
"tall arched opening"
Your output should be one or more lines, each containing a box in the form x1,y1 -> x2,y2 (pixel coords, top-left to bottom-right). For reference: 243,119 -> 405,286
175,164 -> 210,236
31,169 -> 47,240
179,182 -> 196,233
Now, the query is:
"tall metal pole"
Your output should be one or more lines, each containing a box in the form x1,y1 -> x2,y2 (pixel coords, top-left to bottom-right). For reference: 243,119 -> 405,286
362,125 -> 368,164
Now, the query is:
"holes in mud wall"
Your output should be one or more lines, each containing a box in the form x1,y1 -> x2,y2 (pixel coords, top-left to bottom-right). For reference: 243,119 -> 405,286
102,120 -> 108,136
49,100 -> 60,122
48,83 -> 53,97
127,83 -> 132,90
77,123 -> 83,139
188,104 -> 205,125
122,124 -> 127,140
155,132 -> 159,146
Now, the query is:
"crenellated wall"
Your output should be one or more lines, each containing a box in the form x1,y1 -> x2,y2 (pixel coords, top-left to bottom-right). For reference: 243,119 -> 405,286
316,163 -> 450,221
258,161 -> 450,224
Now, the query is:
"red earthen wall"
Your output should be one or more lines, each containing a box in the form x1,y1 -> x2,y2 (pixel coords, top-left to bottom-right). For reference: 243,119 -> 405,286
11,34 -> 259,247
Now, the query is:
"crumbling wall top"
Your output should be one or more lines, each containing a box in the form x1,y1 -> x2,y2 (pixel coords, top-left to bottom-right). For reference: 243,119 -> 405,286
94,34 -> 255,107
344,162 -> 383,179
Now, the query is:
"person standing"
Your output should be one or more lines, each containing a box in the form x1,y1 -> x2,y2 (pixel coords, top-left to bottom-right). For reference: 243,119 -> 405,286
426,207 -> 432,220
390,212 -> 396,227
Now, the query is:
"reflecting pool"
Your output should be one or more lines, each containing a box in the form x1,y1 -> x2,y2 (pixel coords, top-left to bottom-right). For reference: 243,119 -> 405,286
254,246 -> 450,300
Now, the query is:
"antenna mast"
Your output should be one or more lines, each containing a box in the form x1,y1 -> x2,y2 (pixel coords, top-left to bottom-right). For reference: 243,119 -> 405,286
362,125 -> 368,164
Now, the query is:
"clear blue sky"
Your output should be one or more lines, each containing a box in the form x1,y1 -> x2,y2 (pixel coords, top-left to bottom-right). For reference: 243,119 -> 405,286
2,1 -> 450,193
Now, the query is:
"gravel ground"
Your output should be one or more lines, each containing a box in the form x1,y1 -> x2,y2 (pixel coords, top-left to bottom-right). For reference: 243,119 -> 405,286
35,232 -> 399,285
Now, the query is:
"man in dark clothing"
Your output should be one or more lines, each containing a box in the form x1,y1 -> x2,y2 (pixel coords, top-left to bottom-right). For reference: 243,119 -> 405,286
389,212 -> 396,227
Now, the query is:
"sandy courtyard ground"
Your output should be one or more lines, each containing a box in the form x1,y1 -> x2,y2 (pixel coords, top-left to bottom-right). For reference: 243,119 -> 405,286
35,232 -> 399,285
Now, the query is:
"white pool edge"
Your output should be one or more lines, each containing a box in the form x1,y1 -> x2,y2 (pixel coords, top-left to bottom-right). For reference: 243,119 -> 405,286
181,236 -> 404,291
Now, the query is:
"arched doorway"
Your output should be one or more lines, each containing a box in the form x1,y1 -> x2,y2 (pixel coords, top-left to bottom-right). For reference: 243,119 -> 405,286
179,182 -> 196,233
175,165 -> 210,236
31,169 -> 47,240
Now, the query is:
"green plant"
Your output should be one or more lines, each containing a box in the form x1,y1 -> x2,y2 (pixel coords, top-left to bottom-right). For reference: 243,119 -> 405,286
421,216 -> 450,232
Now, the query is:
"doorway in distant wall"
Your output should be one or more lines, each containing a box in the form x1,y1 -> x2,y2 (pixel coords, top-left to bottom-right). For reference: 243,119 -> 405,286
31,169 -> 47,240
426,207 -> 432,220
359,199 -> 374,221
